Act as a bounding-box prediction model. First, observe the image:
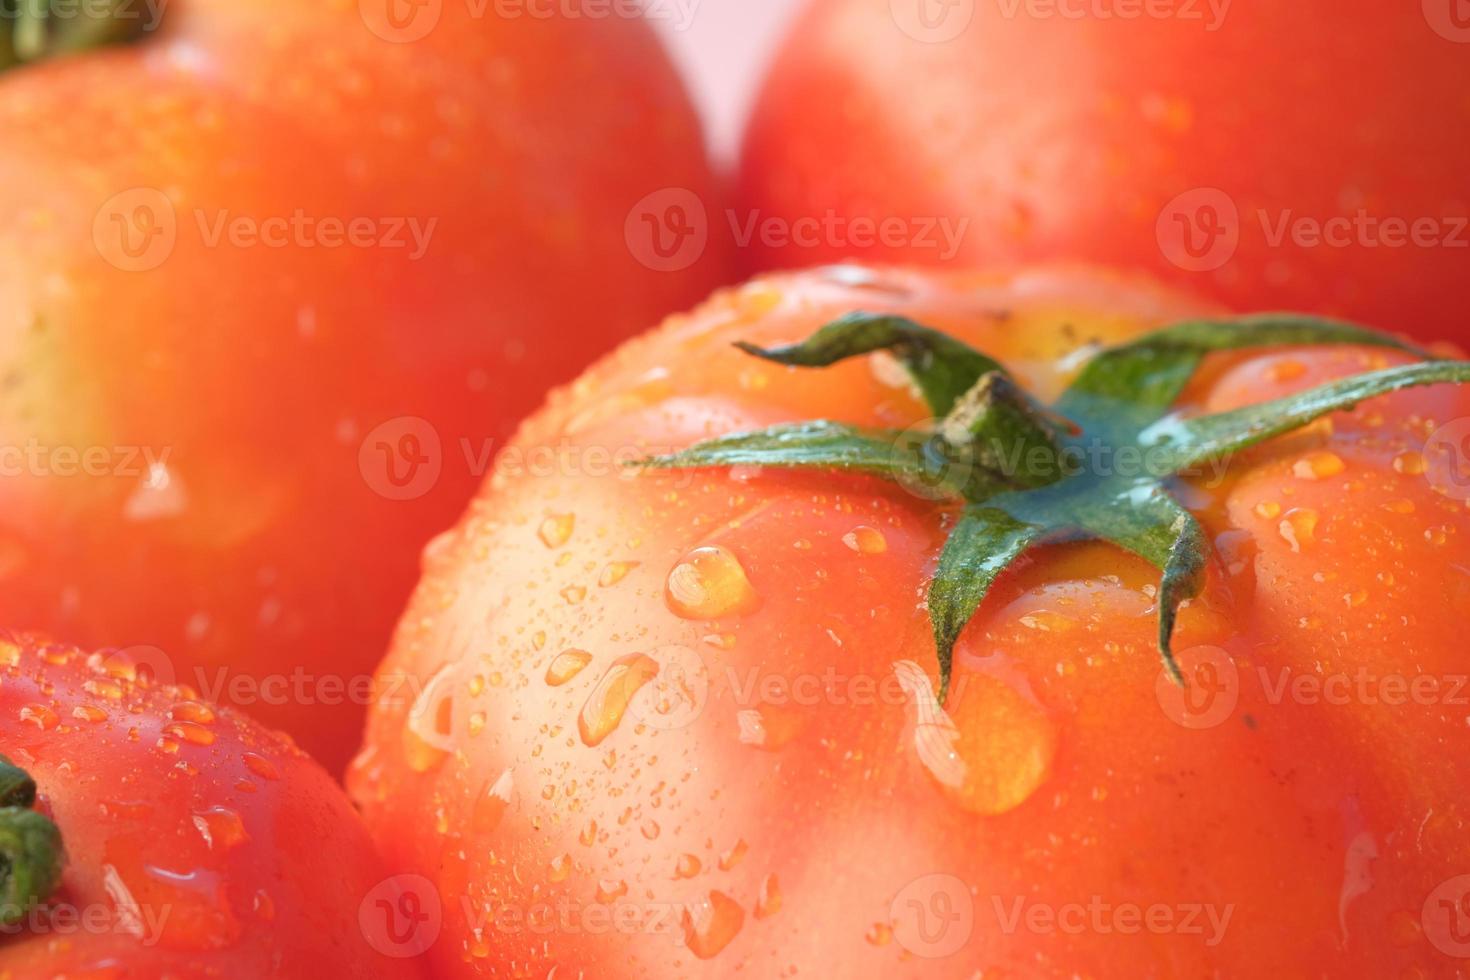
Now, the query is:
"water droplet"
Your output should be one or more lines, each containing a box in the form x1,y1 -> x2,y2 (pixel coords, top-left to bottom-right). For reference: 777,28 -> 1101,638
20,703 -> 57,730
735,706 -> 802,750
1254,500 -> 1282,520
674,854 -> 702,879
538,514 -> 575,549
902,663 -> 1056,816
1279,508 -> 1319,553
578,820 -> 598,847
1293,451 -> 1345,481
595,879 -> 628,903
682,890 -> 744,959
577,654 -> 659,747
242,753 -> 280,781
718,839 -> 748,871
549,853 -> 573,883
72,704 -> 107,724
1383,498 -> 1416,515
665,546 -> 760,620
192,807 -> 247,852
641,820 -> 661,841
1017,611 -> 1075,633
1393,451 -> 1427,475
842,526 -> 888,555
169,701 -> 217,725
599,562 -> 639,587
83,678 -> 125,700
546,650 -> 593,687
755,874 -> 781,919
464,770 -> 513,835
165,721 -> 216,747
560,585 -> 587,605
865,922 -> 893,946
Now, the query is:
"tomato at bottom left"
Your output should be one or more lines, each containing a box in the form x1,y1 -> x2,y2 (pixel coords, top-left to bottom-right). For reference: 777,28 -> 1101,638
0,633 -> 427,979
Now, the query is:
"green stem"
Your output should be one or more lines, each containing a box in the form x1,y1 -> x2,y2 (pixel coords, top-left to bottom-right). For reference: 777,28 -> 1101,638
0,756 -> 35,808
0,807 -> 64,924
0,0 -> 155,70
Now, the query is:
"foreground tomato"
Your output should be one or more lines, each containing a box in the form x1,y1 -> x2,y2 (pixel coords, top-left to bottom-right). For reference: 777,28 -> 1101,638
351,265 -> 1470,975
0,632 -> 426,977
0,1 -> 728,768
738,0 -> 1470,343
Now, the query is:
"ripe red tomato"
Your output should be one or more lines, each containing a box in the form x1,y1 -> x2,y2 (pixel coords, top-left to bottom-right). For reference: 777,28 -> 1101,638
351,265 -> 1470,975
0,632 -> 427,977
738,0 -> 1470,343
0,3 -> 729,768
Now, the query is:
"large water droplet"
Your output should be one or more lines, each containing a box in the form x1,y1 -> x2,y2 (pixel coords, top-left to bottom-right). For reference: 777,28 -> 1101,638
665,547 -> 760,620
682,890 -> 745,959
577,654 -> 659,747
546,650 -> 593,687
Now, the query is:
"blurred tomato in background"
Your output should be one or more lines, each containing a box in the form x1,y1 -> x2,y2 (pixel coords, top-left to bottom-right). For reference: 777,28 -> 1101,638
737,0 -> 1470,342
0,0 -> 731,769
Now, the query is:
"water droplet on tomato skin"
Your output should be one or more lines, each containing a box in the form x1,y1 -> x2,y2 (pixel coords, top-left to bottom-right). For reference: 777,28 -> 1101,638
599,561 -> 639,587
842,525 -> 888,554
1293,451 -> 1346,480
192,807 -> 248,852
577,654 -> 659,747
545,650 -> 593,686
538,513 -> 575,549
755,874 -> 782,920
674,854 -> 702,879
682,890 -> 745,960
718,839 -> 748,871
20,703 -> 58,730
595,879 -> 628,903
549,853 -> 573,883
665,546 -> 760,620
1279,508 -> 1320,553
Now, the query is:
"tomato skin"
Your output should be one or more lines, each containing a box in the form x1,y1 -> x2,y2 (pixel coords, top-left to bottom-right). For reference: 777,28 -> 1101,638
738,0 -> 1470,343
351,265 -> 1470,976
0,3 -> 729,769
0,632 -> 427,978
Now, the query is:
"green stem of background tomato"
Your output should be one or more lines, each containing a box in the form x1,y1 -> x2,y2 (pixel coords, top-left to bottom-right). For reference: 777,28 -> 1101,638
0,0 -> 154,71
